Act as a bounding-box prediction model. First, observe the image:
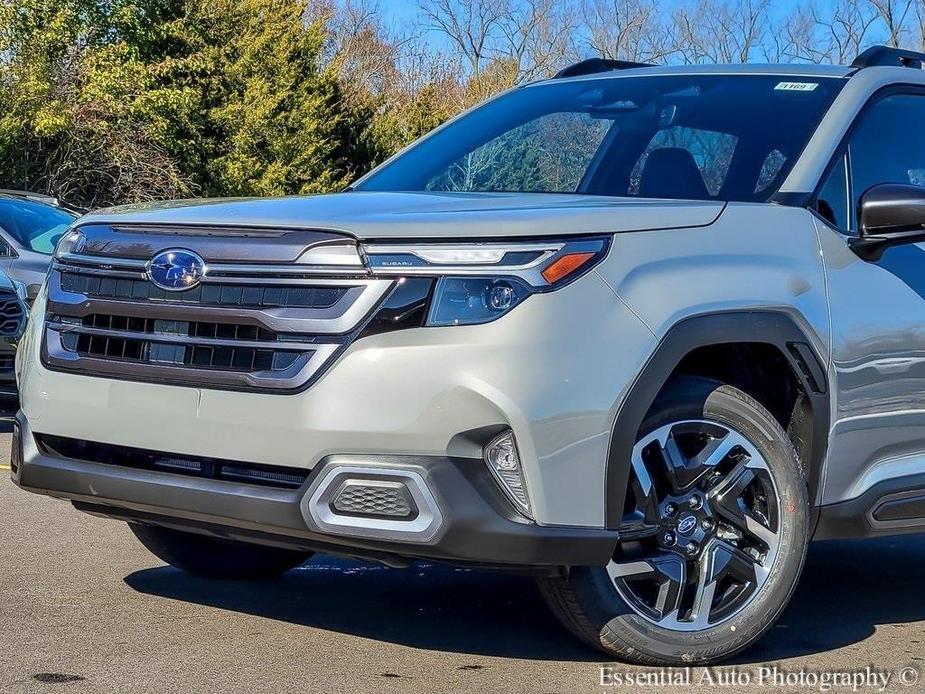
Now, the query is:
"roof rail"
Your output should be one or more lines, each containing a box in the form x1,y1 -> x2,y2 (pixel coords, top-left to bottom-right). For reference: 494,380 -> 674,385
852,45 -> 925,69
554,57 -> 653,79
0,189 -> 59,206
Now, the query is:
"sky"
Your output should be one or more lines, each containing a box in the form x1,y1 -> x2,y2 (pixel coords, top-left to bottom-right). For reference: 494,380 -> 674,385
374,0 -> 824,51
380,0 -> 422,24
377,0 -> 808,27
367,0 -> 903,67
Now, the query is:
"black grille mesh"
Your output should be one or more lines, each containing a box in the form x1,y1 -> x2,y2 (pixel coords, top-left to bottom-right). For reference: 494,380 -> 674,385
63,332 -> 300,372
61,272 -> 350,309
80,314 -> 279,341
0,295 -> 23,336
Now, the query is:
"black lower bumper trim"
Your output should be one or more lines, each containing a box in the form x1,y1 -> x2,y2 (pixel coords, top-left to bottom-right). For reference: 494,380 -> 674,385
814,472 -> 925,540
13,411 -> 618,569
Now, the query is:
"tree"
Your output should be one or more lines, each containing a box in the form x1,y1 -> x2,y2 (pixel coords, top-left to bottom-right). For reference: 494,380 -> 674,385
0,0 -> 194,206
0,0 -> 368,206
578,0 -> 672,63
193,0 -> 358,196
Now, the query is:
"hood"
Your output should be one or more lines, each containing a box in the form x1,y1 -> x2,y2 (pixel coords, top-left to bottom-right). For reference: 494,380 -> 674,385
80,192 -> 724,240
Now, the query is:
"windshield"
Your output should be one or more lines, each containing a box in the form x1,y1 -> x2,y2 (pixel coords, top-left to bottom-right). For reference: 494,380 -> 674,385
0,198 -> 77,254
356,74 -> 844,202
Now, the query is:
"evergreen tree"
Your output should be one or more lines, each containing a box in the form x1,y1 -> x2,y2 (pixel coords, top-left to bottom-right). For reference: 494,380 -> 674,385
0,0 -> 369,207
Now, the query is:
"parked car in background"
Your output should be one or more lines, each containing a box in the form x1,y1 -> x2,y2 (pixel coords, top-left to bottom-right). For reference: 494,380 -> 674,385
0,267 -> 28,397
0,191 -> 79,301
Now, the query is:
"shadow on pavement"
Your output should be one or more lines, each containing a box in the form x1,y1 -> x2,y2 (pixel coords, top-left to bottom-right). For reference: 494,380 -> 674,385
126,556 -> 601,661
125,534 -> 925,662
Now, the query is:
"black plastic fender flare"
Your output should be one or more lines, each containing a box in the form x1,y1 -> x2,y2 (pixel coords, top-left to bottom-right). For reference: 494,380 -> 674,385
604,310 -> 831,529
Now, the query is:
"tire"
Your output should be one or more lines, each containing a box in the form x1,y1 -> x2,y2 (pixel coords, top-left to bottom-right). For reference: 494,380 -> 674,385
538,376 -> 810,665
129,523 -> 313,580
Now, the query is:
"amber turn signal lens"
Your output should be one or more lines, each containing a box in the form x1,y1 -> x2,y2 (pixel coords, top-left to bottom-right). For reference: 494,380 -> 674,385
541,252 -> 596,284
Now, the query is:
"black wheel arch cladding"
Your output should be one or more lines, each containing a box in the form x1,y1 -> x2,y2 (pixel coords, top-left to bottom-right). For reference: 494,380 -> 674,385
604,310 -> 830,529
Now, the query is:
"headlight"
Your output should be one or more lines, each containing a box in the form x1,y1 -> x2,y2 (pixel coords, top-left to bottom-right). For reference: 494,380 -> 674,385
11,280 -> 27,303
53,229 -> 86,259
428,277 -> 531,326
364,237 -> 609,327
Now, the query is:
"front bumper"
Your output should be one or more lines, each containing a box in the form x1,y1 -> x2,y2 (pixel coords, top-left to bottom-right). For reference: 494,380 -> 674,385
11,411 -> 617,569
19,270 -> 656,527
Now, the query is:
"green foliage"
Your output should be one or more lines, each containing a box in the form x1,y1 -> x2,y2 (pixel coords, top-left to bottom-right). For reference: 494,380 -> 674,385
0,0 -> 372,207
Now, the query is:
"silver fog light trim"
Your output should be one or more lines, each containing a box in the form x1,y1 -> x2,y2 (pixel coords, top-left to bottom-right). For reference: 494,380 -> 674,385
484,430 -> 533,519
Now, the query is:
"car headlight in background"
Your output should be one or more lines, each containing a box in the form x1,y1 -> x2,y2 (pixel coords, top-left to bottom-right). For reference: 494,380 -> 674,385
364,237 -> 610,326
53,229 -> 86,259
11,280 -> 27,304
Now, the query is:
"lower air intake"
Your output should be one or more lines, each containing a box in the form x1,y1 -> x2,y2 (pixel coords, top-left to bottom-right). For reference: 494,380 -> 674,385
331,479 -> 417,519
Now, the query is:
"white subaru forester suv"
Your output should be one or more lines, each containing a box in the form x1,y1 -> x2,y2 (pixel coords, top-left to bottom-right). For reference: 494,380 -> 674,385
14,45 -> 925,664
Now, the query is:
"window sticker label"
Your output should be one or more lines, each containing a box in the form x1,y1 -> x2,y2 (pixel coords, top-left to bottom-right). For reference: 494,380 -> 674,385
775,81 -> 819,92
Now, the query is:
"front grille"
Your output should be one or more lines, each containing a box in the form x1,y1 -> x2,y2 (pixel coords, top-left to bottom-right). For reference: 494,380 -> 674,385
43,223 -> 394,392
61,272 -> 349,309
36,434 -> 310,489
65,330 -> 301,372
78,314 -> 281,341
0,294 -> 23,336
0,354 -> 13,371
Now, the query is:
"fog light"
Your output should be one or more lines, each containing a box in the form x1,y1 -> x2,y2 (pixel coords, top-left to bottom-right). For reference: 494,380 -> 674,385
484,430 -> 532,518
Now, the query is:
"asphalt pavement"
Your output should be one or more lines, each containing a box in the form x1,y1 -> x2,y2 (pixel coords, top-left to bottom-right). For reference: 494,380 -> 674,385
2,421 -> 925,693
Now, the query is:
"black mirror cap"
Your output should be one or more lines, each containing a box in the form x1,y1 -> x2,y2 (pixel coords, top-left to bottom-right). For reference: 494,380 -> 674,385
859,183 -> 925,235
850,183 -> 925,261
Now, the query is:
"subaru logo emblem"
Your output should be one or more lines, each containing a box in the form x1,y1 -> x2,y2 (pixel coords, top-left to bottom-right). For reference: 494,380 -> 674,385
677,515 -> 697,535
146,249 -> 206,291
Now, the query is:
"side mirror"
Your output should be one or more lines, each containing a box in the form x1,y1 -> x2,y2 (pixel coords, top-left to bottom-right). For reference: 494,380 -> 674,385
850,183 -> 925,261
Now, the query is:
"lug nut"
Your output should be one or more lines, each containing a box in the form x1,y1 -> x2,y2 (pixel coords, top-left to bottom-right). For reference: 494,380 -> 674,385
701,518 -> 713,532
689,494 -> 703,510
660,530 -> 677,547
685,541 -> 699,556
664,502 -> 678,517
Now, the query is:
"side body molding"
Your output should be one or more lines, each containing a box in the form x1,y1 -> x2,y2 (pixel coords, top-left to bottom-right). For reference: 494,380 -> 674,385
603,310 -> 831,529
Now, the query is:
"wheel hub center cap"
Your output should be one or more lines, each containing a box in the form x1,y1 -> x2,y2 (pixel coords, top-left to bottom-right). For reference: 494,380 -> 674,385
677,514 -> 698,535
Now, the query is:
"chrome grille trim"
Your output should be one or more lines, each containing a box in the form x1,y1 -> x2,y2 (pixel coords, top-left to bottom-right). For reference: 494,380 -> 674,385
56,253 -> 147,270
55,255 -> 371,279
47,272 -> 392,334
46,319 -> 323,352
205,263 -> 368,278
56,265 -> 147,280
